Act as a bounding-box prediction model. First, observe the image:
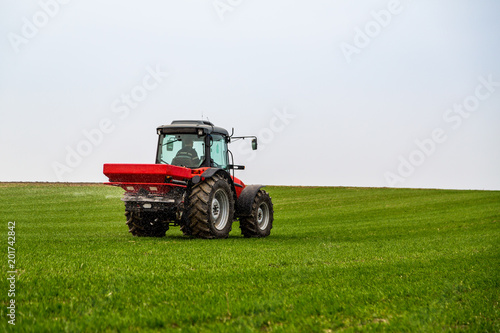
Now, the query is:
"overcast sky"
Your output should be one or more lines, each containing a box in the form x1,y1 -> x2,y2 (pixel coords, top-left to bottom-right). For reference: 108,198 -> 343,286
1,0 -> 499,190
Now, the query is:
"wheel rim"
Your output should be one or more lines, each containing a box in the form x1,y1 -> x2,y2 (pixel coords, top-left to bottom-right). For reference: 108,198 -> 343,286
257,202 -> 270,230
212,188 -> 230,230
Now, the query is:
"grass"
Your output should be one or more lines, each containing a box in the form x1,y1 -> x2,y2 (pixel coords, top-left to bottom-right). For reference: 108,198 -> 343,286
0,183 -> 499,332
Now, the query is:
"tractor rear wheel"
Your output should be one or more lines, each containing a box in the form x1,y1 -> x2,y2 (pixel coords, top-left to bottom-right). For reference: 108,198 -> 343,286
179,214 -> 193,236
125,210 -> 168,237
186,174 -> 234,239
240,190 -> 274,238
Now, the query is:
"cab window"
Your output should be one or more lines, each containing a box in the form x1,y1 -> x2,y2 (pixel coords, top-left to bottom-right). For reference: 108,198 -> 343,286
210,135 -> 228,169
157,134 -> 205,168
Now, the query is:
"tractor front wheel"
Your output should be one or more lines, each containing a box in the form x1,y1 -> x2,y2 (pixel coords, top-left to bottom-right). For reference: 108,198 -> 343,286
240,190 -> 274,238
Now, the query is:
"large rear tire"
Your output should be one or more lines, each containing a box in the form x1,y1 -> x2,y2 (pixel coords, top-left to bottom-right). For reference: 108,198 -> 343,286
179,214 -> 193,236
186,174 -> 234,239
125,210 -> 168,237
240,190 -> 274,238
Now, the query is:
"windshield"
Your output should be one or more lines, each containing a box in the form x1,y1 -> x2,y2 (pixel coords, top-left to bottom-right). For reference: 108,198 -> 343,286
157,134 -> 205,168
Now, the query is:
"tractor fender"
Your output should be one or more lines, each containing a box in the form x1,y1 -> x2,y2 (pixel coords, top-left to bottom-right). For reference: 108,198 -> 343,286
200,168 -> 232,184
198,168 -> 238,202
235,185 -> 265,217
200,167 -> 226,180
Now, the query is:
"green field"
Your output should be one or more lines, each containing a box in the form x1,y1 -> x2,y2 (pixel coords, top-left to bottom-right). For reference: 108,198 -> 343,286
1,183 -> 499,332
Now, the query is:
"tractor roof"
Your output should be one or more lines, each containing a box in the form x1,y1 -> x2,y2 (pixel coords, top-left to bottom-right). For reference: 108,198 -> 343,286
157,120 -> 229,136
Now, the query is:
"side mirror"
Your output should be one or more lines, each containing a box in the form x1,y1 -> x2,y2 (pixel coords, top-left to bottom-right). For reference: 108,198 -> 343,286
252,138 -> 258,150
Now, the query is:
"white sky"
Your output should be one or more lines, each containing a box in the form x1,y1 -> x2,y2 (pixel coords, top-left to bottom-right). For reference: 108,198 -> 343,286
1,0 -> 499,190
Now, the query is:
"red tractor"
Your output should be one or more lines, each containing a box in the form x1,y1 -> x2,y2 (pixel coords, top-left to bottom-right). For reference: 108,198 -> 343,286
103,120 -> 273,239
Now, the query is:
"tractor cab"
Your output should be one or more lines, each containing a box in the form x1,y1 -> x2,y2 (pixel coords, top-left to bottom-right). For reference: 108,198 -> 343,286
156,120 -> 256,170
156,120 -> 229,169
